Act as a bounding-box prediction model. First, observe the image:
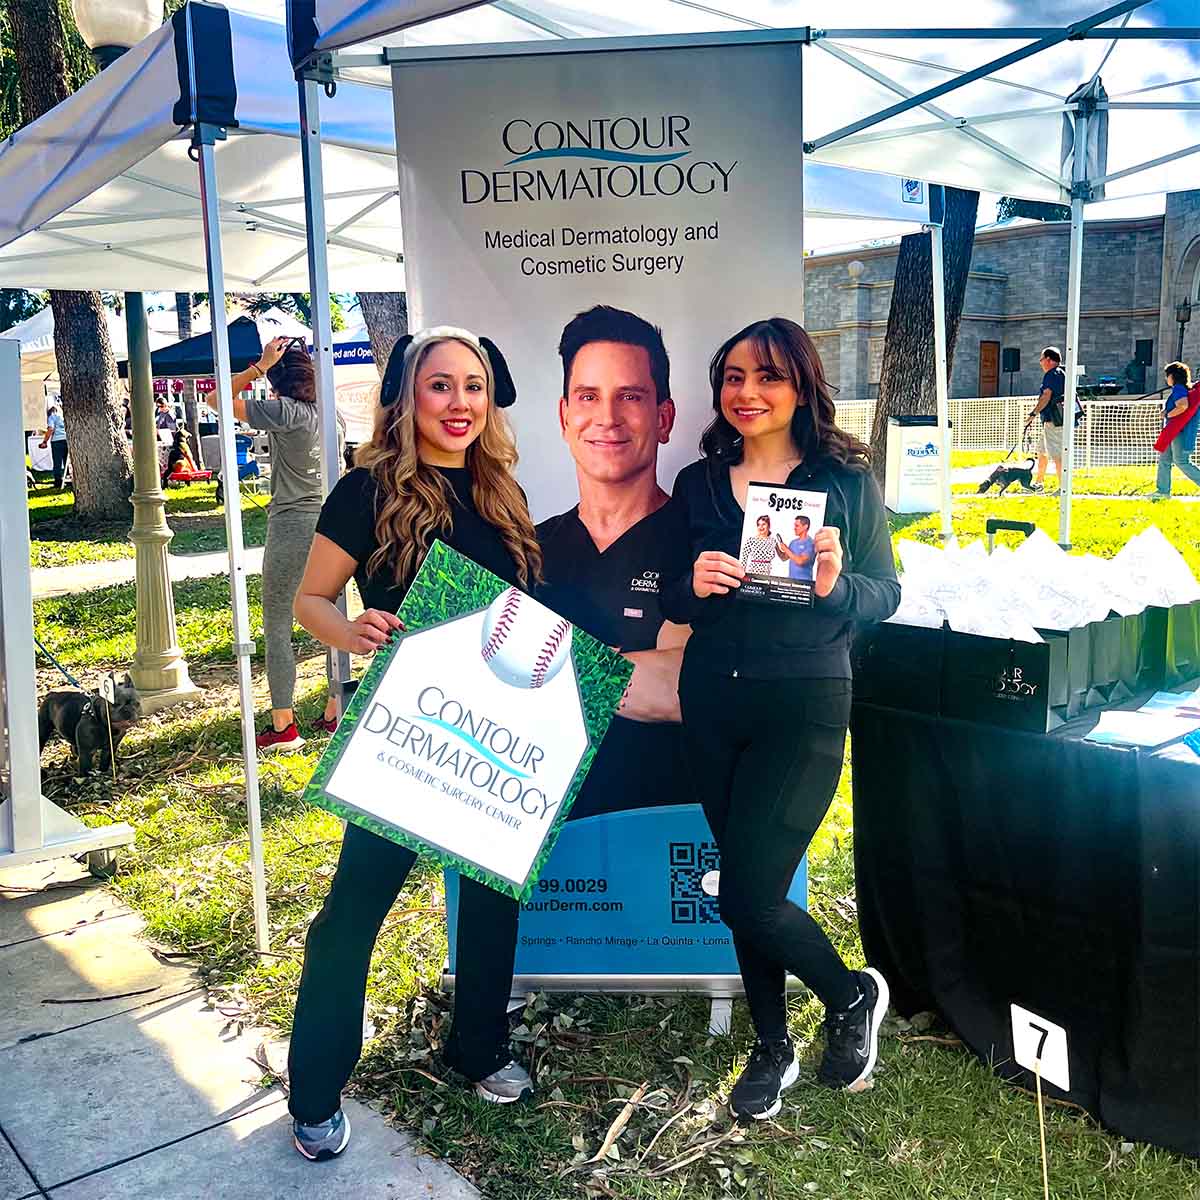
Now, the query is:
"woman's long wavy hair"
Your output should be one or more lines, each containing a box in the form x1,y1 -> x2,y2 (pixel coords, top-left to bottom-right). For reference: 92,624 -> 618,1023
356,335 -> 542,590
701,317 -> 871,471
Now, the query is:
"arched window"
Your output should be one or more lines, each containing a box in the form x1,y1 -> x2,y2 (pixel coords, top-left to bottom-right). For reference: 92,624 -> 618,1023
1183,235 -> 1200,305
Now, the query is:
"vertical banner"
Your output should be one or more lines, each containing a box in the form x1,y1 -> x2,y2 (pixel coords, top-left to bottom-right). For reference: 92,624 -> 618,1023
391,38 -> 804,520
390,37 -> 807,992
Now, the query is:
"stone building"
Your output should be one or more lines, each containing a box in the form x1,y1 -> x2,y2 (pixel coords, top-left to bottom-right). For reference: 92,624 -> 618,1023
806,187 -> 1200,401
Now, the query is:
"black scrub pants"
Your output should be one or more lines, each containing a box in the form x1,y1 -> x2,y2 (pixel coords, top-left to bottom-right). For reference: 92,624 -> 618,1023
679,657 -> 860,1042
288,822 -> 519,1124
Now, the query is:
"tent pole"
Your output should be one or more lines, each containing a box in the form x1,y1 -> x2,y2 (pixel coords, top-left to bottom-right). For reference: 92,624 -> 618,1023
298,76 -> 352,715
797,41 -> 805,323
1060,108 -> 1088,549
195,124 -> 270,955
930,221 -> 952,542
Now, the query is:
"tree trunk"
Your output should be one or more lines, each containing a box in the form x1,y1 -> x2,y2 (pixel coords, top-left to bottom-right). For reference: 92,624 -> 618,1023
9,0 -> 132,519
49,291 -> 134,517
870,187 -> 979,489
175,292 -> 203,466
357,292 -> 409,379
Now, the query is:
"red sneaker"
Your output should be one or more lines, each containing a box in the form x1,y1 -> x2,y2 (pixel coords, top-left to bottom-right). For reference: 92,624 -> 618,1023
255,723 -> 305,752
310,716 -> 338,734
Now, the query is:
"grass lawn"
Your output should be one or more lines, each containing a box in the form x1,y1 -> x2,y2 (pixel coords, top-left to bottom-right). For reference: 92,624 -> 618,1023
952,464 -> 1199,498
896,495 -> 1200,578
28,480 -> 268,569
30,513 -> 1200,1199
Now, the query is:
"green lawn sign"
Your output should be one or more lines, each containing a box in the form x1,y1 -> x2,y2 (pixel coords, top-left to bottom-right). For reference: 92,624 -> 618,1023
303,540 -> 633,901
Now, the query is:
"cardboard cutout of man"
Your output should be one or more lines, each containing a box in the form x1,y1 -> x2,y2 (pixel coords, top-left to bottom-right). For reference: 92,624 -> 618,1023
537,306 -> 692,819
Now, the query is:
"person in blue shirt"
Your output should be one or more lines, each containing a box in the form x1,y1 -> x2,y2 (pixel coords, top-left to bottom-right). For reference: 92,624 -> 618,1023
1024,346 -> 1066,492
778,513 -> 815,581
38,404 -> 68,490
1154,360 -> 1200,497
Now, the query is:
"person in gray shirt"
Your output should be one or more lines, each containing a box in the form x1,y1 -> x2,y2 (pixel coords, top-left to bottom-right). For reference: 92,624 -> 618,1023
229,336 -> 339,751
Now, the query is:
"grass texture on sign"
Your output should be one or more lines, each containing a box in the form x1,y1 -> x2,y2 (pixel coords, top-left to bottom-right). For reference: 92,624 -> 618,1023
302,540 -> 633,901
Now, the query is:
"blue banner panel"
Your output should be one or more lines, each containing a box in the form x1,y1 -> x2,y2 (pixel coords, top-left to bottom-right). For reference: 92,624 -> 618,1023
446,804 -> 806,980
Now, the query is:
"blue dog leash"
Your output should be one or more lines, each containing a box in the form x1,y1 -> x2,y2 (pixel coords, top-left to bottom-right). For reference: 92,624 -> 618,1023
33,634 -> 82,689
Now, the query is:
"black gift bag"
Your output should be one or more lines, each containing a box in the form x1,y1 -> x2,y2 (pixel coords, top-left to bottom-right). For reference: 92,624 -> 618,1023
942,631 -> 1067,734
1166,600 -> 1200,689
1123,609 -> 1168,694
1039,624 -> 1091,718
851,622 -> 944,714
1087,615 -> 1123,707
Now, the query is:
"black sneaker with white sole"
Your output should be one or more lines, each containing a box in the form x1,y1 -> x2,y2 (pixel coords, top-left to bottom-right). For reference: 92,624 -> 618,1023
729,1037 -> 799,1121
817,967 -> 890,1092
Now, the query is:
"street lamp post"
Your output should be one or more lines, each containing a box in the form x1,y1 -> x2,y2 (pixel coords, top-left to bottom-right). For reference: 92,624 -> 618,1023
72,0 -> 199,712
1176,297 -> 1192,363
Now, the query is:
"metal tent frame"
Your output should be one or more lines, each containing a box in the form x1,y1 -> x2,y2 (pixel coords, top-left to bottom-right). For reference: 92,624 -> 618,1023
292,0 -> 1200,547
3,0 -> 1199,953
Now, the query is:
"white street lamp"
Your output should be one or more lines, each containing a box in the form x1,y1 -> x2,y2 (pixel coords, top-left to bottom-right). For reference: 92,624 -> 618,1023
71,0 -> 163,67
71,0 -> 199,714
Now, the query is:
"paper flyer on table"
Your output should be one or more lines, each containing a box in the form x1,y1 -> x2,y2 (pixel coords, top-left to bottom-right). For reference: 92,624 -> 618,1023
737,483 -> 828,606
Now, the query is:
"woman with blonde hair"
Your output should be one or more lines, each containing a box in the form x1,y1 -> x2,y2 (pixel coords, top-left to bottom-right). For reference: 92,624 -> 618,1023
287,327 -> 542,1162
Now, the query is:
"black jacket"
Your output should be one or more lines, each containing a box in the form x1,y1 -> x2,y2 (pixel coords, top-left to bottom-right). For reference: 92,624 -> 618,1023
662,456 -> 900,679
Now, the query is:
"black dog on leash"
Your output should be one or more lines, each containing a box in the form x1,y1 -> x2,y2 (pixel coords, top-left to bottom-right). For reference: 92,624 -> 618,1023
977,457 -> 1038,496
38,675 -> 142,776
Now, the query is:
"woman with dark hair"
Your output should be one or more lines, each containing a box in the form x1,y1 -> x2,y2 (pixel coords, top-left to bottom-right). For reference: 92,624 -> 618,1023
229,336 -> 339,749
663,317 -> 900,1122
286,327 -> 543,1161
739,514 -> 779,577
1153,361 -> 1200,497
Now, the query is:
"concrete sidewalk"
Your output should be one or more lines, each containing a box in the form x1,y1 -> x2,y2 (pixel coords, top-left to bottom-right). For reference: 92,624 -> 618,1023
31,546 -> 265,601
0,858 -> 477,1200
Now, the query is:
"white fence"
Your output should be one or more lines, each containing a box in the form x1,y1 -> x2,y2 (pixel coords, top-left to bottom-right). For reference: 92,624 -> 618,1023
836,396 -> 1187,469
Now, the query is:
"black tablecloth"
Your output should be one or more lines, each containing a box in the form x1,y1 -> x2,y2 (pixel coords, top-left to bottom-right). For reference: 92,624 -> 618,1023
852,688 -> 1200,1157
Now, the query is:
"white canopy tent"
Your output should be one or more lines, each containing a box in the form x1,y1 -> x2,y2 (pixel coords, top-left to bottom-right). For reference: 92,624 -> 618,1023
288,0 -> 1200,546
2,304 -> 182,428
1,0 -> 1196,949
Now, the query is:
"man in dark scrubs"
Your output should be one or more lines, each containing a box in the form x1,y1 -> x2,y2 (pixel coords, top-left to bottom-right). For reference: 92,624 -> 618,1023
537,305 -> 692,819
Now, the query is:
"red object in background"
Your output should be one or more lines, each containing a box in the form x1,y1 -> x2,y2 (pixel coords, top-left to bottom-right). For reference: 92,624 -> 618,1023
152,376 -> 216,395
1154,382 -> 1200,452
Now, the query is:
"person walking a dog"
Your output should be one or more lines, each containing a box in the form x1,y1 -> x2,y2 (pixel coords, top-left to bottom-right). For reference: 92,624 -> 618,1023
1025,347 -> 1066,491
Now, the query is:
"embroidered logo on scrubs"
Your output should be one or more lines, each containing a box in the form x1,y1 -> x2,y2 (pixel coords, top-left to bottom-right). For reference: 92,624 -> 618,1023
630,570 -> 660,595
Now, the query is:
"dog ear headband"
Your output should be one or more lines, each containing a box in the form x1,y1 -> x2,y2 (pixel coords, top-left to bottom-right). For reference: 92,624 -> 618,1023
379,328 -> 516,410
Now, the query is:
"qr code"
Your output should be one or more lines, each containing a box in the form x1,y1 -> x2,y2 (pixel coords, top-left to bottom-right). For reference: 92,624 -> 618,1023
668,841 -> 721,925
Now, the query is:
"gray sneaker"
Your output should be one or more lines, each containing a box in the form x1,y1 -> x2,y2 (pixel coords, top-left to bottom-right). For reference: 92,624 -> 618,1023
474,1060 -> 533,1104
292,1108 -> 351,1161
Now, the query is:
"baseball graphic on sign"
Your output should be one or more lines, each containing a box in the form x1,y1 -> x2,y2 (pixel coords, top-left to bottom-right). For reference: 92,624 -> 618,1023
481,588 -> 573,689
